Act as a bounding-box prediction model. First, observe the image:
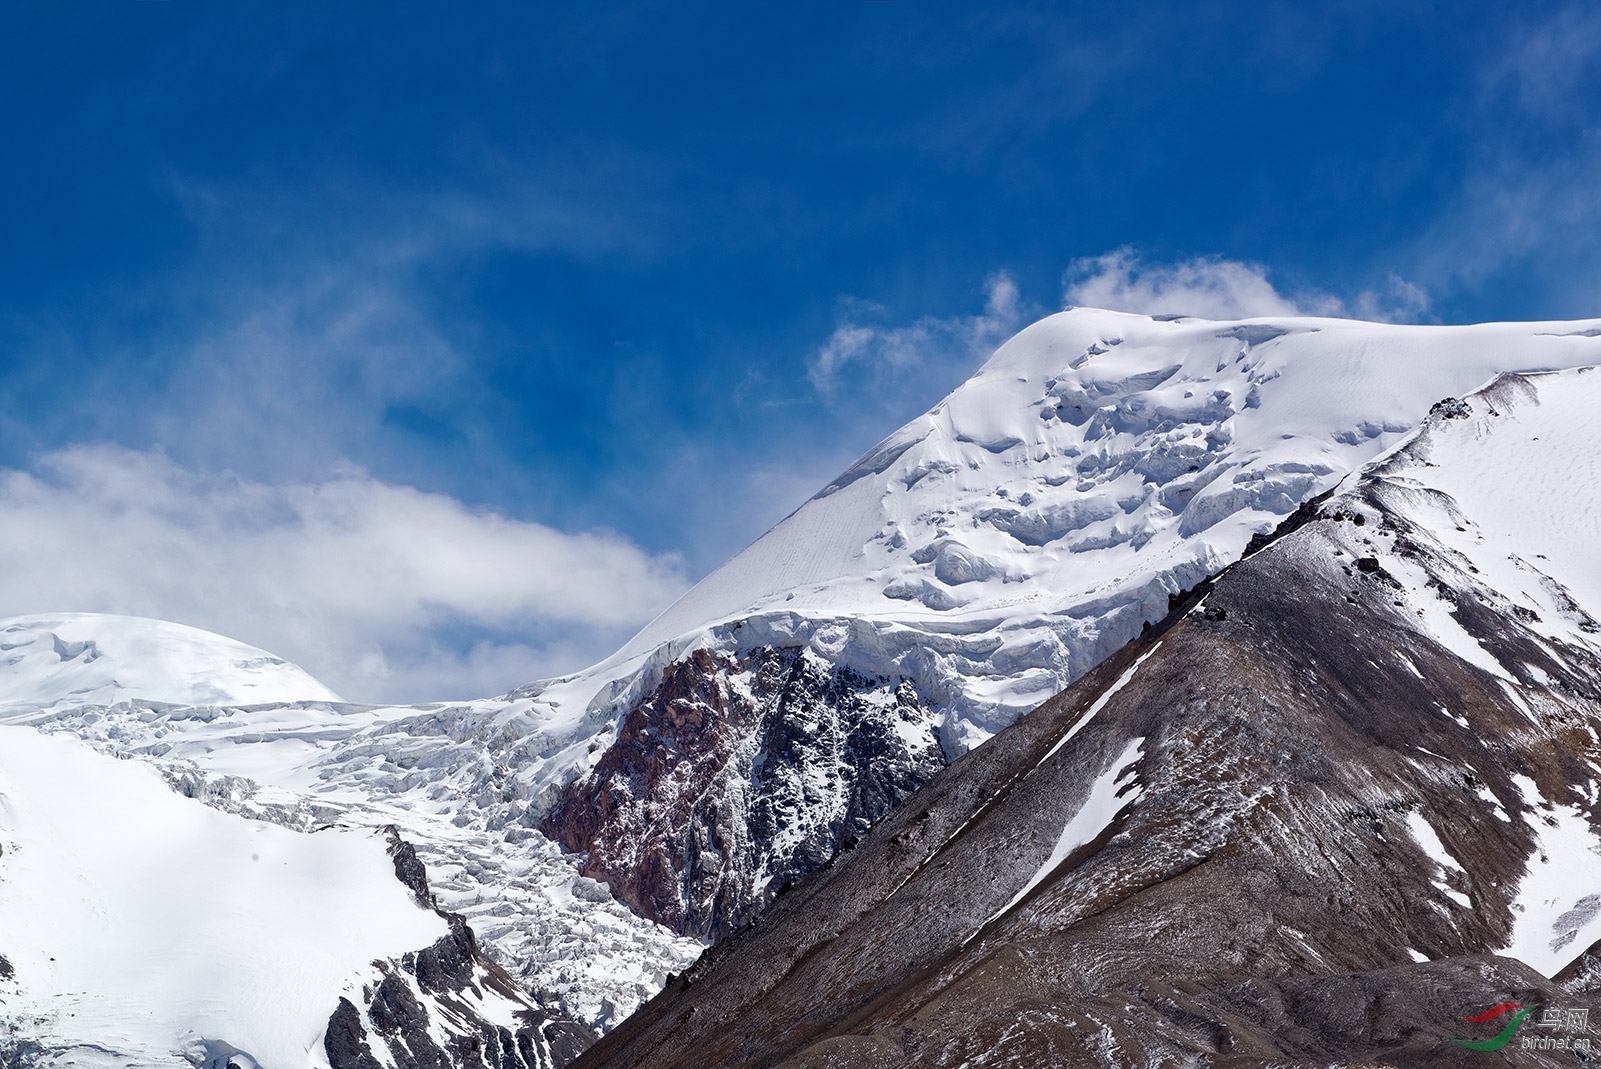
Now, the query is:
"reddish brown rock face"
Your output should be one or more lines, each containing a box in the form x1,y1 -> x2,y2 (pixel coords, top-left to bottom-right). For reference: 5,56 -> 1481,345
542,646 -> 943,940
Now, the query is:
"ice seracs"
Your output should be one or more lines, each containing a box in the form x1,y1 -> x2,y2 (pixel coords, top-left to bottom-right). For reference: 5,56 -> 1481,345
560,308 -> 1601,754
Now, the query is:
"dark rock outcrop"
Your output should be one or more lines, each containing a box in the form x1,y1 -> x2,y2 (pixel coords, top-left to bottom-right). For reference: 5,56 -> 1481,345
326,837 -> 596,1069
386,825 -> 433,907
326,999 -> 385,1069
542,646 -> 941,940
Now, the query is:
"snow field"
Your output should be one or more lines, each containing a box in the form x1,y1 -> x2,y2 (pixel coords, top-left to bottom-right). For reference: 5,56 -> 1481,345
545,310 -> 1601,757
0,725 -> 444,1067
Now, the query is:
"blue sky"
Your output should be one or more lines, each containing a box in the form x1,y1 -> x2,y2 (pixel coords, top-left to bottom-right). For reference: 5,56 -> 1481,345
1,1 -> 1598,700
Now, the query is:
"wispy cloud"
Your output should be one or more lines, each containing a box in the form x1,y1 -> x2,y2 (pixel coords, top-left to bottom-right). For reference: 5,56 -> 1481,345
1064,248 -> 1429,323
0,446 -> 689,703
809,273 -> 1026,394
1484,5 -> 1601,125
1404,5 -> 1601,311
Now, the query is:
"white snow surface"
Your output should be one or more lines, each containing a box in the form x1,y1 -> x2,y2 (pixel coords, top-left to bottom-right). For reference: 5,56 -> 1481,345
0,613 -> 341,711
1504,775 -> 1601,977
1372,368 -> 1601,663
538,309 -> 1601,755
1331,366 -> 1601,725
0,725 -> 445,1068
1043,643 -> 1161,762
1403,810 -> 1473,910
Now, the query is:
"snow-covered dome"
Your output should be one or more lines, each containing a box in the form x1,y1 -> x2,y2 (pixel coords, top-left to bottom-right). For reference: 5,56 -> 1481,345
0,612 -> 341,711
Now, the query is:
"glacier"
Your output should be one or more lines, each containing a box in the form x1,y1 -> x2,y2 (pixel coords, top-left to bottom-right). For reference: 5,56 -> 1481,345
540,309 -> 1601,758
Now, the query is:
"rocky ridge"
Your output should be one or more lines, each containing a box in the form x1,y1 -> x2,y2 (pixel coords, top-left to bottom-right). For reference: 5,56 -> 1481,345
537,312 -> 1601,944
323,830 -> 594,1069
573,366 -> 1601,1068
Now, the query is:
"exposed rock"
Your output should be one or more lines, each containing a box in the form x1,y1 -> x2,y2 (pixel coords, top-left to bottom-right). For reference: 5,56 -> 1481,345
328,836 -> 596,1069
386,825 -> 433,907
542,646 -> 942,940
325,998 -> 385,1069
569,373 -> 1601,1068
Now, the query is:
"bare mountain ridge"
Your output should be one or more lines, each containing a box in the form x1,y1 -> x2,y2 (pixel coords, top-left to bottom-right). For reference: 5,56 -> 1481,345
573,368 -> 1601,1068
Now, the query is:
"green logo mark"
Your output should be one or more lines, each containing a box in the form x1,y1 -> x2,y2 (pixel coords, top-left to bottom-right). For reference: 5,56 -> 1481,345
1452,1003 -> 1530,1052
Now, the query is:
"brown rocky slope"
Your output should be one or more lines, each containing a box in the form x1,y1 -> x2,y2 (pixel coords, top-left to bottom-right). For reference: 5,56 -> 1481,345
569,370 -> 1601,1068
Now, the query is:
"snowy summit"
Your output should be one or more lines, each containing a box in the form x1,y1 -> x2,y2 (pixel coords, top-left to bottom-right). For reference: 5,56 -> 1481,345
0,613 -> 341,713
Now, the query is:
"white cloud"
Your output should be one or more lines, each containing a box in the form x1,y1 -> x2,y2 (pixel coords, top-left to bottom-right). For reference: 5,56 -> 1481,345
1352,273 -> 1431,323
809,273 -> 1025,392
147,266 -> 473,480
0,446 -> 689,703
1063,248 -> 1428,323
1064,249 -> 1327,319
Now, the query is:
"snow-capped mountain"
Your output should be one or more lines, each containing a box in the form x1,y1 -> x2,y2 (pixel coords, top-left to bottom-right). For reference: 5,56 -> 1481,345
4,309 -> 1601,1067
576,310 -> 1601,742
0,616 -> 701,1068
577,365 -> 1601,1069
0,613 -> 341,712
543,309 -> 1601,938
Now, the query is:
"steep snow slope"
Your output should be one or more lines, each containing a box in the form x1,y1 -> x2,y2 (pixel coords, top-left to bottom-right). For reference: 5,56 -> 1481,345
549,310 -> 1601,751
574,366 -> 1601,1069
0,613 -> 341,711
543,310 -> 1601,939
1367,370 -> 1601,650
0,726 -> 444,1068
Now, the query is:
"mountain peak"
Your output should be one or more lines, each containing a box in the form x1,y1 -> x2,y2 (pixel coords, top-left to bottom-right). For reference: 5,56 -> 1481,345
587,311 -> 1601,750
0,612 -> 342,711
573,363 -> 1601,1069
